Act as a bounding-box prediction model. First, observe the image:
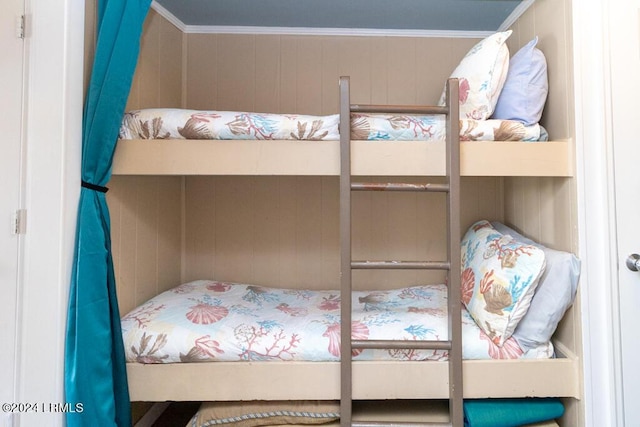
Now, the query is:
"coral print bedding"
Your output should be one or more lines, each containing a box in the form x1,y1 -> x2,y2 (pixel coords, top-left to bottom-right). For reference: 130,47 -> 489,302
119,110 -> 340,141
461,220 -> 547,347
118,109 -> 544,142
121,281 -> 553,364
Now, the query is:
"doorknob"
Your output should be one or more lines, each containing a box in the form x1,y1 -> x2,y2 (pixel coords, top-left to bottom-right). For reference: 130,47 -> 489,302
627,254 -> 640,271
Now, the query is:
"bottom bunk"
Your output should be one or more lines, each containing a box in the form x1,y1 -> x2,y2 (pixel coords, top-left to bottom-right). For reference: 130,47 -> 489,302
121,220 -> 580,427
123,280 -> 578,402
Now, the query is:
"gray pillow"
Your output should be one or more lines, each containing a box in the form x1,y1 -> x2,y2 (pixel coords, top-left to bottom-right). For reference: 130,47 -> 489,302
491,221 -> 580,351
491,36 -> 549,126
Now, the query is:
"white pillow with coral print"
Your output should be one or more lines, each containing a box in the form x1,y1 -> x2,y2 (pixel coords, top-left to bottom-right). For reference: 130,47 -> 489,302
460,220 -> 546,347
438,31 -> 512,120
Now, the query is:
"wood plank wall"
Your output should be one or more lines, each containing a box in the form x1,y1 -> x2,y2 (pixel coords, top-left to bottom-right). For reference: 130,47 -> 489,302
108,176 -> 183,314
184,35 -> 476,114
182,176 -> 503,291
126,9 -> 184,111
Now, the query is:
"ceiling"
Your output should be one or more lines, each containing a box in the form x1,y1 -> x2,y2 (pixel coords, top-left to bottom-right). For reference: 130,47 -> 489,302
153,0 -> 533,34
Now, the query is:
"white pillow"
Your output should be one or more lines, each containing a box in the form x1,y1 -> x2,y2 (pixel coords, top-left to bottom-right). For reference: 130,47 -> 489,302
438,31 -> 512,120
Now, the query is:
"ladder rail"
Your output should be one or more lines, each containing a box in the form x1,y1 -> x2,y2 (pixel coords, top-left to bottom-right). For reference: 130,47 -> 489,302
338,76 -> 462,427
445,78 -> 463,427
339,76 -> 353,427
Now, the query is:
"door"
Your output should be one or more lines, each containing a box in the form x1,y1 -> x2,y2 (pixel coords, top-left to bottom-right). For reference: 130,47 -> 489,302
0,0 -> 25,415
609,1 -> 640,425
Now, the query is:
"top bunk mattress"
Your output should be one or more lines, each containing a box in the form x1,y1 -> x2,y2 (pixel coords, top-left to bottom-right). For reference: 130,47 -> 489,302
118,108 -> 544,142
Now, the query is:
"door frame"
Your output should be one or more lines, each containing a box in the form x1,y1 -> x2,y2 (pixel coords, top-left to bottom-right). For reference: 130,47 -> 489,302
15,0 -> 83,425
0,0 -> 26,418
572,0 -> 623,426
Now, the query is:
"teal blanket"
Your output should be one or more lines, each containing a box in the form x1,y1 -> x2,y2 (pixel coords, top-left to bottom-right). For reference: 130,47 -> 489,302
463,398 -> 564,427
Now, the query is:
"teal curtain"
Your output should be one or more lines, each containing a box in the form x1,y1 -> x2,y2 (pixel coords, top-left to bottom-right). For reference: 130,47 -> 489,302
65,0 -> 151,425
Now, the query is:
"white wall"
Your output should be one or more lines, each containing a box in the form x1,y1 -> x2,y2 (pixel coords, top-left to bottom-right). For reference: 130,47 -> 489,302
572,0 -> 621,426
15,0 -> 82,425
0,0 -> 26,419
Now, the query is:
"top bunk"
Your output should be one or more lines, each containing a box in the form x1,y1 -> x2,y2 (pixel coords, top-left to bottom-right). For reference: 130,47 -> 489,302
112,101 -> 572,177
112,31 -> 574,178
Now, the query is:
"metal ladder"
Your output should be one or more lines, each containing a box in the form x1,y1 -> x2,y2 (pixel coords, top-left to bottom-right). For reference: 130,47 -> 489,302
338,76 -> 462,427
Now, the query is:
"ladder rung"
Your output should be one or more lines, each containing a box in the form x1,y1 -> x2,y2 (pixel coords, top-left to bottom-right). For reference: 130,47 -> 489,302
351,182 -> 450,193
351,339 -> 452,351
351,104 -> 449,115
351,261 -> 450,270
352,422 -> 452,427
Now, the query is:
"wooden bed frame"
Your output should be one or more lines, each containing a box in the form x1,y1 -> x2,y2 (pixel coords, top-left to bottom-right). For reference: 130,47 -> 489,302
112,138 -> 573,177
126,345 -> 580,402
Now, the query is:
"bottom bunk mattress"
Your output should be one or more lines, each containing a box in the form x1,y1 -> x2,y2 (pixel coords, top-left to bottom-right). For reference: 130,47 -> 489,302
121,281 -> 554,364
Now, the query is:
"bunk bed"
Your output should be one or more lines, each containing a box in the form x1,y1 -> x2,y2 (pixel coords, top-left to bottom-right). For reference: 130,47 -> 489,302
110,31 -> 580,426
114,89 -> 579,398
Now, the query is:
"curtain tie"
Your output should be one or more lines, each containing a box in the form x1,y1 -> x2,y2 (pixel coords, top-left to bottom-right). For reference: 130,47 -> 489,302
81,180 -> 109,193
